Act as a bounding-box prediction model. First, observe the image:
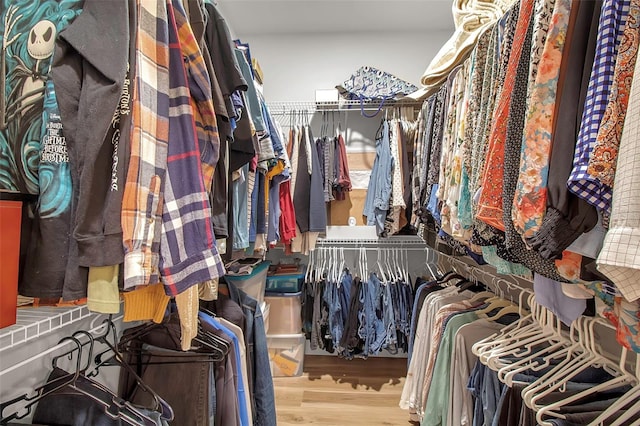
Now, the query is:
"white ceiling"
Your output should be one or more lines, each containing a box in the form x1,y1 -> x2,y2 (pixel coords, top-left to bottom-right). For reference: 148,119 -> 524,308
216,0 -> 456,36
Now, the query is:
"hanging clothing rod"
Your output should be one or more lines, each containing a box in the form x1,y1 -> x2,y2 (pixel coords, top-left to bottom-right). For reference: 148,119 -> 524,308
266,100 -> 422,114
436,251 -> 533,294
316,237 -> 428,246
314,246 -> 428,252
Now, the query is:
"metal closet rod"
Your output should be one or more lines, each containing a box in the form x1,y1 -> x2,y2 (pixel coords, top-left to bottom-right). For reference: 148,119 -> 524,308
266,100 -> 422,114
437,252 -> 533,290
315,237 -> 429,248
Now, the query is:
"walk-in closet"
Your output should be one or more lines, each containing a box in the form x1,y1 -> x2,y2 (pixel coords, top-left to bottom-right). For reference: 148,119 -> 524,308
2,0 -> 640,425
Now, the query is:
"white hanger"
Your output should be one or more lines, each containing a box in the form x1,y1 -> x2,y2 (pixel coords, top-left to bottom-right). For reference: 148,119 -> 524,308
401,246 -> 409,283
589,357 -> 640,425
472,293 -> 538,358
338,247 -> 346,282
424,250 -> 439,281
499,314 -> 584,387
306,249 -> 315,283
384,248 -> 395,281
474,294 -> 545,363
534,320 -> 637,425
358,246 -> 366,279
521,317 -> 600,410
376,246 -> 386,283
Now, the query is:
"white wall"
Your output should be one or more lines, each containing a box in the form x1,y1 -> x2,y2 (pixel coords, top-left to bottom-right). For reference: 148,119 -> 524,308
242,30 -> 452,152
236,30 -> 452,101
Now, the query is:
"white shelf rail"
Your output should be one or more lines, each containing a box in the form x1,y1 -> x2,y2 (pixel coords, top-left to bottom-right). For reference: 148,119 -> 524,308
266,99 -> 423,114
0,304 -> 93,352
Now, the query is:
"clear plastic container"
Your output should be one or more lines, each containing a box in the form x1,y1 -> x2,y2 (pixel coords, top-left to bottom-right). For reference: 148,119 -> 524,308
266,272 -> 304,293
261,301 -> 270,335
264,291 -> 302,335
267,333 -> 305,377
223,260 -> 271,304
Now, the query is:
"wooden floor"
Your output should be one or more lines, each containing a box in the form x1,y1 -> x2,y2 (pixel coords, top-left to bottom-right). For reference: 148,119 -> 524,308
273,355 -> 413,426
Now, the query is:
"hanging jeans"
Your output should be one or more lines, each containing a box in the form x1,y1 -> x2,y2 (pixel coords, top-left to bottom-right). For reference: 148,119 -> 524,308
358,273 -> 386,356
324,278 -> 344,352
324,271 -> 353,354
382,282 -> 398,354
340,277 -> 364,359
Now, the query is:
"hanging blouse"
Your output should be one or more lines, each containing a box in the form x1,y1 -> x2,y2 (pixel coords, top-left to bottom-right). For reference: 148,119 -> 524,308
420,98 -> 436,201
438,63 -> 468,237
425,72 -> 456,205
467,22 -> 506,244
411,107 -> 427,228
596,50 -> 640,302
568,0 -> 631,209
526,0 -> 558,103
389,120 -> 404,235
475,0 -> 535,231
586,0 -> 640,214
391,120 -> 406,211
512,0 -> 573,239
501,11 -> 568,283
462,31 -> 488,189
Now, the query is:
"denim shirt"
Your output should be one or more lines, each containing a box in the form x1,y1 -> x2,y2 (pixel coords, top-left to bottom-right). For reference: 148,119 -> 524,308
363,120 -> 394,235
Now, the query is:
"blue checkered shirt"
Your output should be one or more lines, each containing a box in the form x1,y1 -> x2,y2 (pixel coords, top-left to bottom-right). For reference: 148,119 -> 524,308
568,0 -> 631,210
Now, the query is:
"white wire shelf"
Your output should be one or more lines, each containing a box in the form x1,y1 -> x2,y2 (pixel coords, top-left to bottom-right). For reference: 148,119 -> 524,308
316,235 -> 427,246
267,99 -> 423,114
0,304 -> 92,352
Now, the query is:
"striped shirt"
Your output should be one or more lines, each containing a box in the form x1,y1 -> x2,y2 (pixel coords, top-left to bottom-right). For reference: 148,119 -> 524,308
173,1 -> 221,192
159,0 -> 224,297
122,0 -> 171,289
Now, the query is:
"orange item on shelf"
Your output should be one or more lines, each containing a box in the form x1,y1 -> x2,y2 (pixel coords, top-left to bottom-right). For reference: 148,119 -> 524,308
0,199 -> 22,328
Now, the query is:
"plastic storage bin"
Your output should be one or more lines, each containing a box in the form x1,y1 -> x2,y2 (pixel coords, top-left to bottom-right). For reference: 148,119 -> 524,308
267,333 -> 305,377
266,271 -> 305,293
223,260 -> 271,305
261,301 -> 270,335
0,198 -> 22,329
264,291 -> 302,335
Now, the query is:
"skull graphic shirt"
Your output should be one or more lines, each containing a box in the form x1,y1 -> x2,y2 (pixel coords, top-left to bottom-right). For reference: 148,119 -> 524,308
0,0 -> 83,195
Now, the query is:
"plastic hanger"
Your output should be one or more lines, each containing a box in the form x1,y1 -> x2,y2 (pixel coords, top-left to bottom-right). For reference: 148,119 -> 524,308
589,356 -> 640,425
64,337 -> 159,426
534,320 -> 637,425
520,317 -> 599,409
498,315 -> 582,387
92,317 -> 175,420
1,336 -> 85,423
472,294 -> 540,359
2,332 -> 160,426
468,291 -> 494,303
482,306 -> 562,370
589,383 -> 640,425
305,249 -> 314,283
500,317 -> 581,387
472,315 -> 533,359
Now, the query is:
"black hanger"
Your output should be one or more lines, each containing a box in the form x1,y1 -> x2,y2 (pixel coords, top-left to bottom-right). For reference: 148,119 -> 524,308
91,317 -> 175,421
1,336 -> 85,423
63,367 -> 159,426
196,308 -> 232,359
437,271 -> 467,284
109,311 -> 228,367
